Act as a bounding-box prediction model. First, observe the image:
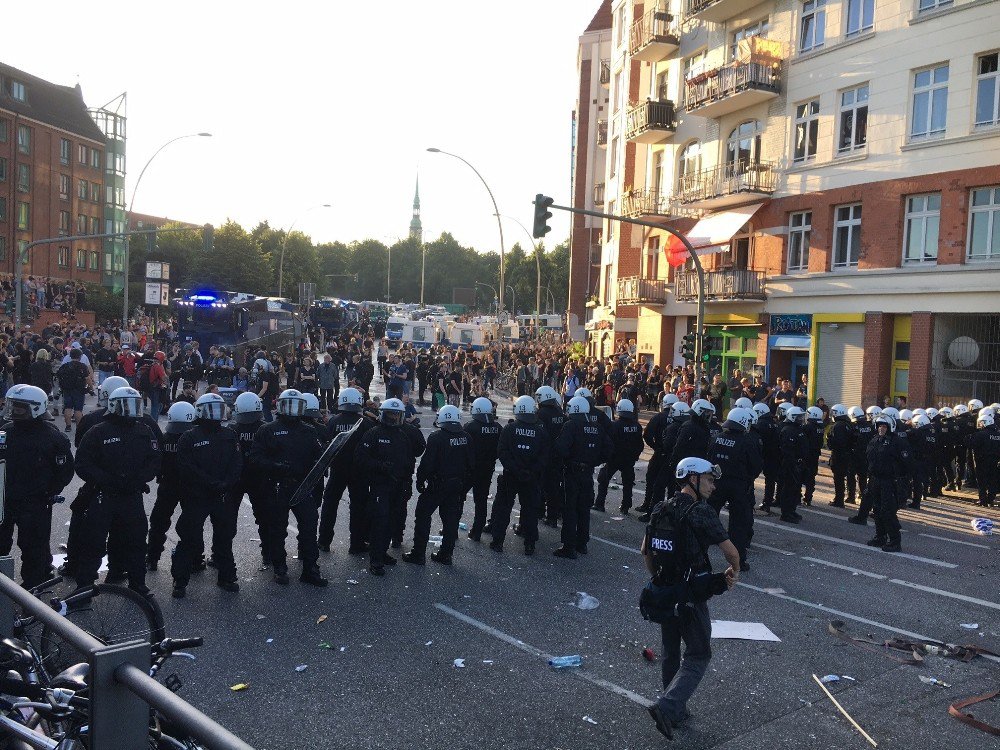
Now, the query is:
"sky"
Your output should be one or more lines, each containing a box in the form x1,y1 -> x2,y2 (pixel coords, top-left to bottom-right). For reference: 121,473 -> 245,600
7,1 -> 603,253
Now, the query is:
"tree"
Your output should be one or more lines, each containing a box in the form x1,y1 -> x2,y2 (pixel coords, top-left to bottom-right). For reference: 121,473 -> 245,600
148,222 -> 201,288
277,231 -> 319,301
190,220 -> 271,294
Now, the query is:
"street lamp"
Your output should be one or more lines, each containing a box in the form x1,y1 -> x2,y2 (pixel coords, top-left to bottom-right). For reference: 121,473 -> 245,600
474,281 -> 498,314
278,203 -> 331,299
498,214 -> 542,338
122,132 -> 211,325
426,148 -> 506,316
507,286 -> 516,314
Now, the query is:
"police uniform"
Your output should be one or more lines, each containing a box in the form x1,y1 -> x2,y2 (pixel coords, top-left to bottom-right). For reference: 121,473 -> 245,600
865,429 -> 912,550
0,419 -> 74,586
906,424 -> 930,509
827,417 -> 856,507
801,419 -> 824,506
938,415 -> 957,490
391,421 -> 426,548
668,415 -> 712,480
318,412 -> 376,553
595,413 -> 644,513
146,423 -> 198,569
968,423 -> 1000,507
753,412 -> 781,510
490,419 -> 551,552
777,421 -> 808,522
706,424 -> 762,568
651,415 -> 689,509
463,416 -> 502,540
537,401 -> 566,524
226,416 -> 270,565
555,416 -> 612,556
639,409 -> 671,514
849,418 -> 875,513
408,425 -> 474,562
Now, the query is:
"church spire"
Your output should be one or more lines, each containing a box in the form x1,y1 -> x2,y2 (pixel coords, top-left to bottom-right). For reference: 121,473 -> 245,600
409,175 -> 422,240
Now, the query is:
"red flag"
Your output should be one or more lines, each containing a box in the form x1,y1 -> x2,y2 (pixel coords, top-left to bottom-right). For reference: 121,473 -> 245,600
664,234 -> 690,267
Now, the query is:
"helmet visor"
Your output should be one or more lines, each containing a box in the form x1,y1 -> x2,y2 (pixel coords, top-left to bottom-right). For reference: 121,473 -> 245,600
7,399 -> 36,421
198,401 -> 226,421
381,410 -> 404,426
709,464 -> 723,480
114,396 -> 143,418
278,398 -> 306,417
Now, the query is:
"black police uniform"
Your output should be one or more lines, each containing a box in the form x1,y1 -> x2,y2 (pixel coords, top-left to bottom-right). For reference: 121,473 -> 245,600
226,416 -> 270,565
777,419 -> 808,522
355,421 -> 423,573
74,416 -> 161,592
954,412 -> 975,489
318,411 -> 376,553
463,415 -> 502,540
0,419 -> 74,587
146,422 -> 199,569
669,413 -> 712,480
706,422 -> 762,567
537,401 -> 567,524
171,422 -> 243,590
650,414 -> 689,510
865,429 -> 912,549
906,424 -> 930,508
967,423 -> 1000,507
753,412 -> 781,510
409,424 -> 474,562
827,417 -> 856,507
801,419 -> 824,506
848,418 -> 875,513
595,412 -> 644,513
639,409 -> 670,514
926,417 -> 944,496
250,415 -> 324,581
490,418 -> 551,552
938,415 -> 957,490
555,415 -> 612,556
391,421 -> 426,548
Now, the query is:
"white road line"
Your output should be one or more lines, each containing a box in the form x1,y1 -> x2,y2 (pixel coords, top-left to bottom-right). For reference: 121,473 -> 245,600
886,578 -> 1000,612
917,533 -> 989,550
796,506 -> 849,521
750,542 -> 795,556
799,556 -> 887,580
434,603 -> 652,706
589,535 -> 640,554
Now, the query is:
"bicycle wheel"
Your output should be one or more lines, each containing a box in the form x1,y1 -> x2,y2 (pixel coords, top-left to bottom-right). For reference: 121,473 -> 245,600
38,584 -> 166,674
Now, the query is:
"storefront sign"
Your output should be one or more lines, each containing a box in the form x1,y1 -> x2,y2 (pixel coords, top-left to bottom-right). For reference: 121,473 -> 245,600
770,314 -> 812,337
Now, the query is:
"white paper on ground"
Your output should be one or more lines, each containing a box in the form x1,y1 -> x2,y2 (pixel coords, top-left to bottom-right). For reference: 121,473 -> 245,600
51,553 -> 108,573
710,620 -> 781,642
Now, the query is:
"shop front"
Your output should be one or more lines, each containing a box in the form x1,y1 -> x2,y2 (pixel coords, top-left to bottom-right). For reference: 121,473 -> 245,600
767,313 -> 812,386
702,314 -> 763,380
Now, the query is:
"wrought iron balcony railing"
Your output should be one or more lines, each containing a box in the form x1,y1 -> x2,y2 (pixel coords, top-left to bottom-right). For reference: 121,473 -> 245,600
625,99 -> 676,143
674,268 -> 767,301
677,159 -> 779,204
617,276 -> 669,305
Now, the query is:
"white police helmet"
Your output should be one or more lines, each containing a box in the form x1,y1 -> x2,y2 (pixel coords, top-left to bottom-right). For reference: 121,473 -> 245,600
98,376 -> 129,409
777,402 -> 794,416
675,457 -> 722,481
233,392 -> 263,424
338,387 -> 364,413
953,404 -> 969,417
513,395 -> 538,423
969,399 -> 984,411
436,405 -> 462,427
830,404 -> 849,419
925,407 -> 939,420
978,411 -> 995,429
806,406 -> 824,422
661,393 -> 679,411
617,399 -> 635,418
874,414 -> 896,432
785,406 -> 806,423
4,384 -> 48,420
752,402 -> 771,418
534,386 -> 560,406
865,405 -> 883,419
471,397 -> 494,423
671,401 -> 691,418
848,406 -> 865,421
302,392 -> 321,419
911,414 -> 931,429
276,388 -> 307,418
734,397 -> 753,410
165,401 -> 197,433
691,399 -> 716,419
899,408 -> 913,423
912,408 -> 926,417
194,393 -> 226,421
938,406 -> 953,418
882,407 -> 900,421
726,407 -> 753,432
108,386 -> 143,419
576,387 -> 593,400
379,397 -> 406,426
567,396 -> 590,416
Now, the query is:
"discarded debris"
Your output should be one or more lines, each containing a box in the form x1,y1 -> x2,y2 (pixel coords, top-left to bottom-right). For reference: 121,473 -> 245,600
425,640 -> 434,646
960,624 -> 980,630
318,642 -> 333,650
347,579 -> 360,585
812,673 -> 877,747
820,675 -> 841,684
265,638 -> 273,644
582,716 -> 598,725
316,615 -> 328,624
230,683 -> 249,692
572,592 -> 600,610
453,659 -> 466,668
919,676 -> 951,687
295,665 -> 308,672
549,655 -> 583,669
971,518 -> 994,535
458,522 -> 469,531
642,648 -> 656,662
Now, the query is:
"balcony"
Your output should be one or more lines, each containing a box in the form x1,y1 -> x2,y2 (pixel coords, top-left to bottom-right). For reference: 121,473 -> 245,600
685,40 -> 784,119
686,0 -> 768,24
599,59 -> 611,87
621,188 -> 685,221
629,8 -> 680,63
625,99 -> 677,144
596,119 -> 608,148
674,269 -> 767,301
677,160 -> 779,209
593,182 -> 605,206
590,243 -> 602,265
618,276 -> 669,306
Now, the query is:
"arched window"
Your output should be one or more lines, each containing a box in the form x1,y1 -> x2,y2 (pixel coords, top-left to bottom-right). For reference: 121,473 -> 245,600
677,140 -> 702,189
727,120 -> 762,167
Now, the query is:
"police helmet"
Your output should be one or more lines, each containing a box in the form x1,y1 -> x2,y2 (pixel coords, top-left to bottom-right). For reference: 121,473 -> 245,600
436,404 -> 462,431
911,414 -> 931,429
830,404 -> 849,420
874,414 -> 896,432
379,397 -> 406,427
616,399 -> 636,419
777,402 -> 794,416
953,404 -> 969,417
991,403 -> 1000,412
882,407 -> 900,421
165,401 -> 197,433
566,396 -> 590,416
276,389 -> 307,418
806,406 -> 824,422
4,384 -> 48,421
671,401 -> 691,418
912,408 -> 926,417
752,402 -> 771,418
969,399 -> 984,411
338,387 -> 364,413
98,376 -> 130,409
899,408 -> 914,423
675,457 -> 722,481
980,406 -> 996,420
785,406 -> 806,423
691,399 -> 716,420
725,407 -> 753,433
978,411 -> 995,429
302,393 -> 321,420
233,392 -> 264,423
746,408 -> 759,426
534,386 -> 560,406
734,397 -> 753,410
471,397 -> 495,423
576,387 -> 593,401
865,405 -> 883,419
194,393 -> 227,422
925,407 -> 939,420
661,393 -> 679,411
848,406 -> 864,421
513,395 -> 538,423
108,387 -> 143,419
938,406 -> 953,419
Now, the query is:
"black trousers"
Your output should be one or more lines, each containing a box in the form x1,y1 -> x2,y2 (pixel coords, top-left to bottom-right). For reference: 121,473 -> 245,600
369,482 -> 405,567
319,468 -> 370,548
543,466 -> 564,522
642,452 -> 665,510
75,492 -> 147,591
561,467 -> 594,549
171,493 -> 239,586
147,481 -> 196,563
490,475 -> 540,545
228,479 -> 269,561
708,480 -> 753,564
319,388 -> 337,412
411,489 -> 463,557
468,469 -> 494,535
976,463 -> 998,505
265,483 -> 319,574
595,458 -> 636,510
830,454 -> 850,504
849,462 -> 867,504
869,478 -> 901,545
802,458 -> 819,503
761,465 -> 777,507
776,465 -> 801,517
0,497 -> 53,587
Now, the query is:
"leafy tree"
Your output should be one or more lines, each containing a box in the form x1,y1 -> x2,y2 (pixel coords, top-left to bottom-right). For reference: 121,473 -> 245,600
190,220 -> 271,294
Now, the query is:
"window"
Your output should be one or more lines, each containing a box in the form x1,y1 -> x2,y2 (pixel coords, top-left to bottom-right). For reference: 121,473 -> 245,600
59,174 -> 70,200
90,149 -> 101,169
730,19 -> 769,60
59,210 -> 71,235
615,4 -> 626,48
60,138 -> 71,165
76,249 -> 86,269
788,211 -> 812,272
799,0 -> 826,53
10,80 -> 25,101
918,0 -> 952,11
610,136 -> 619,177
903,194 -> 940,263
16,202 -> 29,231
845,0 -> 874,37
608,199 -> 617,241
0,197 -> 5,221
682,52 -> 706,107
727,120 -> 762,166
645,237 -> 660,278
17,125 -> 30,155
0,157 -> 5,182
0,238 -> 5,262
976,53 -> 1000,129
90,182 -> 101,202
77,214 -> 87,234
58,247 -> 69,269
78,144 -> 88,164
110,152 -> 125,176
969,186 -> 1000,261
838,83 -> 869,153
0,119 -> 7,142
106,185 -> 125,207
652,149 -> 665,196
16,164 -> 29,193
78,179 -> 88,200
911,64 -> 948,140
793,100 -> 819,162
653,70 -> 669,102
833,204 -> 862,268
613,70 -> 623,114
90,251 -> 99,270
90,216 -> 100,235
678,140 -> 702,187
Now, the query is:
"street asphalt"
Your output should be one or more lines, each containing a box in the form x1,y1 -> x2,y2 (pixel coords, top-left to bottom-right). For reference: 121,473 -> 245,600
13,383 -> 1000,750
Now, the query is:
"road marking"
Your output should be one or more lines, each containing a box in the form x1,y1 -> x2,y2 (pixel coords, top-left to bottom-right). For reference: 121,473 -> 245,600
886,578 -> 1000,612
800,556 -> 887,580
796,506 -> 849,521
750,542 -> 795,556
434,603 -> 652,706
917,533 -> 989,550
589,535 -> 640,554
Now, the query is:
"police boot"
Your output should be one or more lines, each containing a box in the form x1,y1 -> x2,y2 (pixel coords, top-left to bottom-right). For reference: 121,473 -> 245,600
300,565 -> 329,587
524,542 -> 535,556
273,568 -> 290,585
402,550 -> 425,565
430,550 -> 452,565
104,570 -> 127,586
171,584 -> 186,598
191,557 -> 207,573
488,540 -> 503,553
866,537 -> 886,547
217,578 -> 240,593
468,528 -> 482,542
145,556 -> 159,572
553,546 -> 577,559
847,515 -> 867,525
881,541 -> 902,552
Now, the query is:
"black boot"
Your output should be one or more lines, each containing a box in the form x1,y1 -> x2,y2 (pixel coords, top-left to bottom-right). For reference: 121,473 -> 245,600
402,550 -> 425,565
553,546 -> 577,559
300,565 -> 329,587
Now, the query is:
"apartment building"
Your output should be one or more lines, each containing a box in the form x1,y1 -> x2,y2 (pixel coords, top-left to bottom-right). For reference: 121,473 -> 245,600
571,0 -> 1000,405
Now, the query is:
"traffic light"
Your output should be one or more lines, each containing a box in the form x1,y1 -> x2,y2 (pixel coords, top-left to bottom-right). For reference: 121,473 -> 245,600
146,229 -> 156,254
681,332 -> 697,361
533,194 -> 554,239
202,224 -> 214,252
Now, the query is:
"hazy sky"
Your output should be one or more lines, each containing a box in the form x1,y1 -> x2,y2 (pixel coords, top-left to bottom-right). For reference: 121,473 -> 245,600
7,1 -> 601,252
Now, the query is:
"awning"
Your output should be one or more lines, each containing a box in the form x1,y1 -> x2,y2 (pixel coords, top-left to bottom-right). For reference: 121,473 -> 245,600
768,334 -> 811,350
664,203 -> 765,266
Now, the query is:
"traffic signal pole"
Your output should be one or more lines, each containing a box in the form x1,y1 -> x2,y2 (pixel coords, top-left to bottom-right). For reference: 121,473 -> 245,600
535,198 -> 707,378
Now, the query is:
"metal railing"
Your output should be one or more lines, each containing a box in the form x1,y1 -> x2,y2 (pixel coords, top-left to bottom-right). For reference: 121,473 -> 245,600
593,182 -> 605,206
621,188 -> 673,219
0,560 -> 254,750
625,99 -> 676,141
596,119 -> 608,147
617,276 -> 669,305
674,268 -> 767,301
686,0 -> 722,14
677,159 -> 779,204
599,59 -> 611,85
629,8 -> 679,57
684,59 -> 782,112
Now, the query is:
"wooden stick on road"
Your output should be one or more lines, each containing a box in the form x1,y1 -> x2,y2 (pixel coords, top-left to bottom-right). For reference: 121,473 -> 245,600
812,673 -> 878,747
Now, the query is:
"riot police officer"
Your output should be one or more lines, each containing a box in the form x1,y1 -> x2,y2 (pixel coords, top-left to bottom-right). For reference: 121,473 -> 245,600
171,394 -> 244,597
953,404 -> 973,489
669,400 -> 716,476
801,406 -> 825,506
488,396 -> 550,555
391,409 -> 426,549
751,402 -> 780,512
403,405 -> 473,565
827,404 -> 855,507
968,410 -> 1000,507
847,406 -> 878,522
354,398 -> 422,576
250,389 -> 327,587
464,397 -> 501,541
595,399 -> 644,514
0,385 -> 74,587
576,387 -> 613,432
318,388 -> 375,554
226,392 -> 270,569
777,406 -> 808,524
146,402 -> 198,571
535,386 -> 566,526
644,401 -> 693,520
637,394 -> 677,516
865,415 -> 912,552
706,408 -> 761,571
924,407 -> 944,497
554,396 -> 612,559
937,406 -> 957,491
74,387 -> 161,594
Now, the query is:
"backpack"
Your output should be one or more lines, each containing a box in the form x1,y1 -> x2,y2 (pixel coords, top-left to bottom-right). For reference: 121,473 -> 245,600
57,361 -> 86,392
138,363 -> 153,392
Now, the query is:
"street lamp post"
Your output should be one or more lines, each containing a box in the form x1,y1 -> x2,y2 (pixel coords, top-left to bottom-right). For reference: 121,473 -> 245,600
497,214 -> 542,338
122,132 -> 211,325
426,148 -> 506,315
278,203 -> 331,299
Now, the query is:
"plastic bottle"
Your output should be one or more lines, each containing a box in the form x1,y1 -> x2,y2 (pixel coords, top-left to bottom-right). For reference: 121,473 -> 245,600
548,655 -> 583,669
